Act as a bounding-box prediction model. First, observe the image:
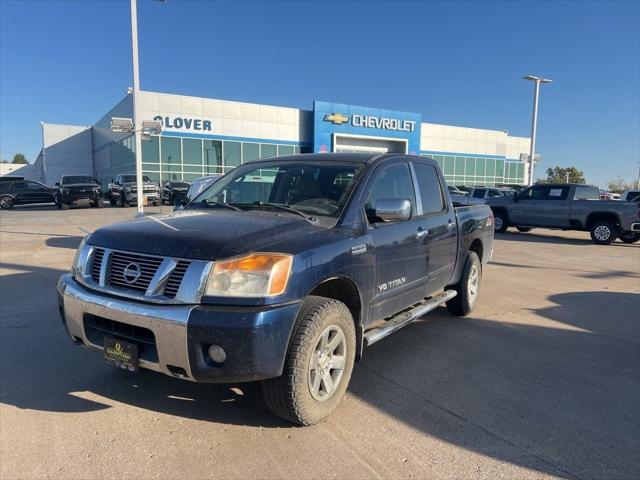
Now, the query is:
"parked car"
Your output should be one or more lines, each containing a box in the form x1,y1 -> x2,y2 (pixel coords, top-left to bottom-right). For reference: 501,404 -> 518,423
184,175 -> 222,204
451,187 -> 515,206
107,174 -> 160,207
621,190 -> 640,202
58,153 -> 494,425
447,185 -> 467,196
161,180 -> 191,205
487,184 -> 640,244
0,179 -> 55,209
55,175 -> 103,210
0,175 -> 24,182
600,191 -> 621,201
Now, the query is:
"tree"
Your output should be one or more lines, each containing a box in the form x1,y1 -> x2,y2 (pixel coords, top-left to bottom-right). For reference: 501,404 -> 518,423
536,166 -> 586,184
11,153 -> 28,164
606,177 -> 634,194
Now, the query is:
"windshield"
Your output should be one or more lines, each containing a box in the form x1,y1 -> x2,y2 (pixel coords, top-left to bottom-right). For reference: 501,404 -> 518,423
121,175 -> 152,183
189,162 -> 363,218
61,175 -> 95,185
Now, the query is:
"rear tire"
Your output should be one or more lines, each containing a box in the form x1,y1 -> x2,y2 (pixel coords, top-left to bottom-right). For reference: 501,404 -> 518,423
60,202 -> 69,210
493,211 -> 509,233
590,220 -> 616,245
446,251 -> 482,316
0,196 -> 14,209
620,231 -> 640,244
95,199 -> 104,208
109,197 -> 117,207
262,296 -> 356,426
516,226 -> 531,232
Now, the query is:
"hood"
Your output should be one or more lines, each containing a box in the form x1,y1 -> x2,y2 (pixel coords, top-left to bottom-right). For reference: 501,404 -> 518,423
61,183 -> 99,188
87,209 -> 324,260
123,181 -> 157,187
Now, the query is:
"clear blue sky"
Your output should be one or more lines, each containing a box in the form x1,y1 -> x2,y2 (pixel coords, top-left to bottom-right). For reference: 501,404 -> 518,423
1,0 -> 638,187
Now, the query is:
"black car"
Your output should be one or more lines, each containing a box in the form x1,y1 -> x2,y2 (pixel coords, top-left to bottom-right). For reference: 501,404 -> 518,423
0,179 -> 56,209
55,175 -> 103,210
161,180 -> 191,205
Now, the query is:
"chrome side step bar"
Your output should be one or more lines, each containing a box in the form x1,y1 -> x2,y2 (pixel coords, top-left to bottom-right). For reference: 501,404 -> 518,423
363,290 -> 457,347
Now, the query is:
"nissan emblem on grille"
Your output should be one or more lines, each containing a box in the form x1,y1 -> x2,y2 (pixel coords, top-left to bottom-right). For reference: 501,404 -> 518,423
122,262 -> 141,284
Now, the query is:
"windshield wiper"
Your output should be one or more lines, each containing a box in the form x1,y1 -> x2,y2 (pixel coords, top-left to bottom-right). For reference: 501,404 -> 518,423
233,202 -> 316,222
198,199 -> 242,211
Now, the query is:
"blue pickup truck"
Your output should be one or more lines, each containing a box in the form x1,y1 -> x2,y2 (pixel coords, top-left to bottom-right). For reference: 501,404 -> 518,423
57,153 -> 494,425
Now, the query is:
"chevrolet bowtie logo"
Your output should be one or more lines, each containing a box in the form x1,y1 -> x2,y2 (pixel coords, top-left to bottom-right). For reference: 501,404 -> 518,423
324,113 -> 350,125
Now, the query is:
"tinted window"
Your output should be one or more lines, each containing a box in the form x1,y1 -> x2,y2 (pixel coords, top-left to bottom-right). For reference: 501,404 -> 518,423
365,163 -> 416,221
413,163 -> 445,214
61,176 -> 95,185
27,181 -> 46,191
626,191 -> 640,202
487,189 -> 503,197
10,182 -> 27,191
573,186 -> 600,200
472,188 -> 487,199
520,186 -> 547,200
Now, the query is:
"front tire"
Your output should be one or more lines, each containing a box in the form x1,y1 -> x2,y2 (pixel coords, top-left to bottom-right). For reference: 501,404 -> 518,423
446,251 -> 482,316
493,211 -> 509,233
262,296 -> 356,426
0,196 -> 14,209
620,231 -> 640,244
590,220 -> 616,245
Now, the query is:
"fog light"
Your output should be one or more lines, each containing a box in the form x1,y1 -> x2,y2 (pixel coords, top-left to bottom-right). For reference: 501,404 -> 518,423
207,344 -> 227,363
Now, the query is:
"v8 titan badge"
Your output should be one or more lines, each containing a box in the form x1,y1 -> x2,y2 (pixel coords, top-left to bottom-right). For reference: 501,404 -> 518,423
104,337 -> 139,371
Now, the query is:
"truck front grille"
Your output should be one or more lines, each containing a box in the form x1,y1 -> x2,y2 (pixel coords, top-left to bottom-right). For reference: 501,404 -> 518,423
107,251 -> 163,292
89,248 -> 193,299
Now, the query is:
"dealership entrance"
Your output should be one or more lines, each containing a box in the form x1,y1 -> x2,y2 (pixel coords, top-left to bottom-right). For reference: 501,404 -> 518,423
333,133 -> 407,154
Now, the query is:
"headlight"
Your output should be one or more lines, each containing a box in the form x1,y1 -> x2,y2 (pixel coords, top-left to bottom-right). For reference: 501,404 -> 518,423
205,253 -> 293,297
71,237 -> 87,277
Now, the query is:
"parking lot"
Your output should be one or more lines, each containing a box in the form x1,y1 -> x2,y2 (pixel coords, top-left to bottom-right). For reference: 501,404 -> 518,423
0,205 -> 638,480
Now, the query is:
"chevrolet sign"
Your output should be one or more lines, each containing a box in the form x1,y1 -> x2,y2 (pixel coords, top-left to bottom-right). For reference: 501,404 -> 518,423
324,112 -> 416,132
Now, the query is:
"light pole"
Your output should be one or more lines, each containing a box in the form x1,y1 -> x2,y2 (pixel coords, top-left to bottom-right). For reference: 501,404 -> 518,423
523,75 -> 552,186
130,0 -> 144,215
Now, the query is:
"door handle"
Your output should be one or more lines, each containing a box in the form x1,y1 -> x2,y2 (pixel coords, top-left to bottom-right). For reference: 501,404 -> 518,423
416,229 -> 428,239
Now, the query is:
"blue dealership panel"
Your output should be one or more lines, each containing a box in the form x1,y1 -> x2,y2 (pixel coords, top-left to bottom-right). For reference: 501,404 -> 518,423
313,101 -> 422,154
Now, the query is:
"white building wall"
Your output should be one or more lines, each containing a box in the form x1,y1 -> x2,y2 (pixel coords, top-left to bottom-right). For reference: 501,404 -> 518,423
41,123 -> 93,186
420,122 -> 530,160
0,163 -> 41,181
137,91 -> 312,144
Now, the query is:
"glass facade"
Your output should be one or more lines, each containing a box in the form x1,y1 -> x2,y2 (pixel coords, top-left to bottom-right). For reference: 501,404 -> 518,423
423,153 -> 525,186
140,136 -> 302,183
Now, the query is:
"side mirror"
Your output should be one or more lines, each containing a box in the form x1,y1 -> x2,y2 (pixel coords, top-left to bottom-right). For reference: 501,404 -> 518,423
374,198 -> 412,222
55,182 -> 60,187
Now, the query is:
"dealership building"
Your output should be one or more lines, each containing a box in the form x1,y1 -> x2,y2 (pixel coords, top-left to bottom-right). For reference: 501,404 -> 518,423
31,91 -> 531,188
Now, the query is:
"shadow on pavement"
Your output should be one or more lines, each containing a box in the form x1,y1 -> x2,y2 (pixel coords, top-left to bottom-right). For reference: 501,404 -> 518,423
1,262 -> 638,478
45,236 -> 84,250
490,260 -> 639,280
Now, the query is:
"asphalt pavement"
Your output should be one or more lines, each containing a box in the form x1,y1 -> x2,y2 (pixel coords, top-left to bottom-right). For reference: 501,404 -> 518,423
1,204 -> 639,479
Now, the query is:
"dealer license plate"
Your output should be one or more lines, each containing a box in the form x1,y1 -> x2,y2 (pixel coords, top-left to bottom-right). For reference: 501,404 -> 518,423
104,337 -> 139,371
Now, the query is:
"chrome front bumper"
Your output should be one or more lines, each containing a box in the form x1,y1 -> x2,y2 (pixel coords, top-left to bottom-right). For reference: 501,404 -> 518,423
57,274 -> 197,380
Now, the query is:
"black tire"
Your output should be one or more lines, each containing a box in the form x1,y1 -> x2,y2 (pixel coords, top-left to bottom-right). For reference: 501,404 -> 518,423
119,197 -> 127,207
516,226 -> 531,232
446,251 -> 482,316
493,211 -> 508,233
590,220 -> 616,245
60,202 -> 69,210
152,201 -> 159,207
620,231 -> 640,244
262,296 -> 356,426
109,197 -> 117,207
0,196 -> 14,209
95,199 -> 104,208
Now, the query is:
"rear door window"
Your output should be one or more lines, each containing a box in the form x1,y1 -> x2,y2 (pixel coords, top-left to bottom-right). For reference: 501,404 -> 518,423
412,163 -> 445,214
573,186 -> 600,200
10,182 -> 27,192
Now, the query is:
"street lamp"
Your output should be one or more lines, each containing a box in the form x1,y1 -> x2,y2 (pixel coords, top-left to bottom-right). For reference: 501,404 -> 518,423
523,75 -> 552,186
